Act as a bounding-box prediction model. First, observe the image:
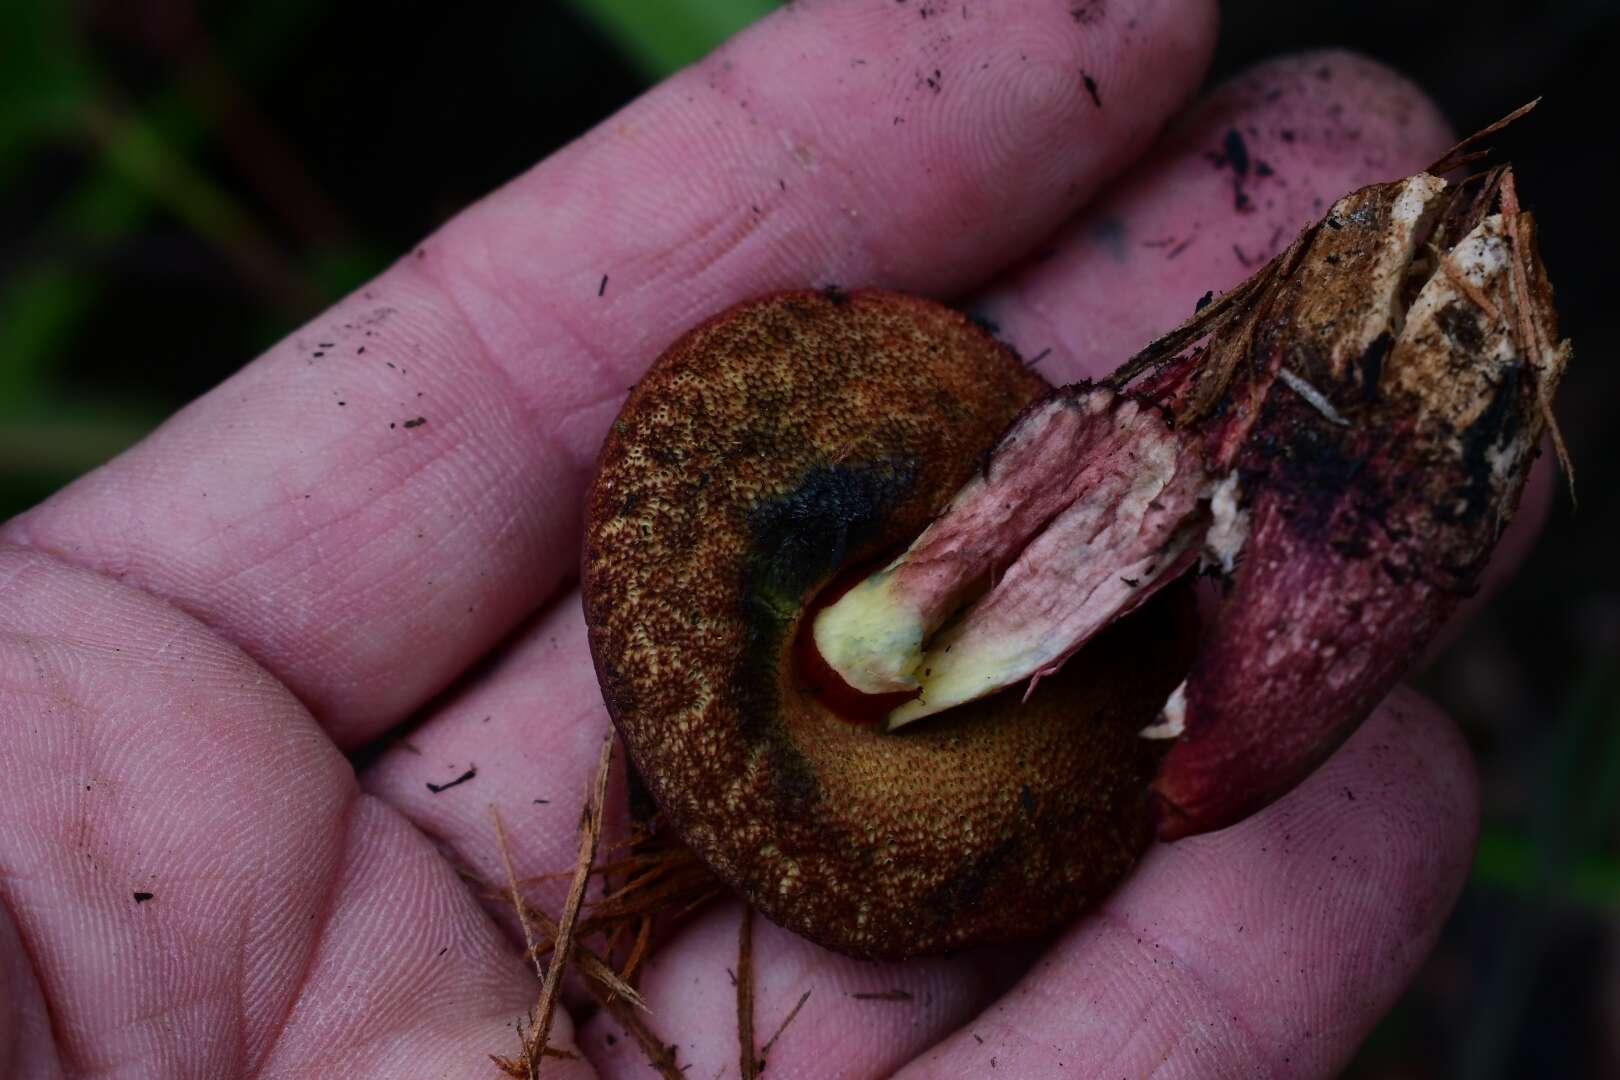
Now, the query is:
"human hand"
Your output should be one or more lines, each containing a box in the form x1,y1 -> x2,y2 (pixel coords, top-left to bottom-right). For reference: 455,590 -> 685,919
1,2 -> 1548,1075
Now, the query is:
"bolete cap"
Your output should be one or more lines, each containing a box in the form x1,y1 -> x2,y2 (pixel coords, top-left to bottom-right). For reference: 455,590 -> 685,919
582,290 -> 1193,958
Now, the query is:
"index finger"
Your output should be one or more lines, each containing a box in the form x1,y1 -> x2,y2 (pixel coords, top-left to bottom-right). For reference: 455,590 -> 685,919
2,0 -> 1218,746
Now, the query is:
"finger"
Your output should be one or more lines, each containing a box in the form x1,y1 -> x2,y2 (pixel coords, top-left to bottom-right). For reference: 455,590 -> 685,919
971,48 -> 1456,383
581,899 -> 1036,1079
0,904 -> 60,1077
3,0 -> 1218,747
359,592 -> 629,926
0,548 -> 585,1078
895,686 -> 1478,1078
260,798 -> 595,1078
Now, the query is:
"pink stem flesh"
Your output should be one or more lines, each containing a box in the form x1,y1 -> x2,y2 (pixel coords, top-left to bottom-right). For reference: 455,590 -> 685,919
888,392 -> 1132,628
813,385 -> 1210,727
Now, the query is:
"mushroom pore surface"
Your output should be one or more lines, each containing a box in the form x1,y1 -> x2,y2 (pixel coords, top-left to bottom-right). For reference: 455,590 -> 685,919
582,290 -> 1194,959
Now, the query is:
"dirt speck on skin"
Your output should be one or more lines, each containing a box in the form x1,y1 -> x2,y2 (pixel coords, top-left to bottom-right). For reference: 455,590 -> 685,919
427,765 -> 476,793
1070,0 -> 1105,24
1207,129 -> 1273,213
1093,216 -> 1126,263
1214,129 -> 1250,174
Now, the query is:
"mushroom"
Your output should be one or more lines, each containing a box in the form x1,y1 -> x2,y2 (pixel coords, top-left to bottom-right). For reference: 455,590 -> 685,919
582,160 -> 1567,960
583,290 -> 1194,958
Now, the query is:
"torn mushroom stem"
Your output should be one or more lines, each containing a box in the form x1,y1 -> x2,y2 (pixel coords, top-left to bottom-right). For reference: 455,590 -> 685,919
813,385 -> 1231,730
815,167 -> 1566,785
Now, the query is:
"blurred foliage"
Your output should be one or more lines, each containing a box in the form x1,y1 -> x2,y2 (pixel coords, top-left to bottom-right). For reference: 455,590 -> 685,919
1,0 -> 341,497
1455,659 -> 1620,1079
0,0 -> 775,504
1,0 -> 1616,1075
561,0 -> 777,78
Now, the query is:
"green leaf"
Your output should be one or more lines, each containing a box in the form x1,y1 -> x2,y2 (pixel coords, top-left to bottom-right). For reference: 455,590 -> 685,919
1457,659 -> 1620,1080
0,0 -> 97,190
562,0 -> 780,79
0,0 -> 96,126
1472,830 -> 1620,910
0,0 -> 328,439
0,265 -> 92,412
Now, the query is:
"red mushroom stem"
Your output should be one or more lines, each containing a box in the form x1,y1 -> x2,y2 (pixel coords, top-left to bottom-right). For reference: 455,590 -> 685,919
813,166 -> 1568,839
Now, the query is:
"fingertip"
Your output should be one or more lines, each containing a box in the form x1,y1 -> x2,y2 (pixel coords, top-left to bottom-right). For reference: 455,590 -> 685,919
1141,687 -> 1479,1067
901,688 -> 1480,1078
979,43 -> 1456,382
1165,684 -> 1479,935
1385,684 -> 1481,849
1221,48 -> 1455,175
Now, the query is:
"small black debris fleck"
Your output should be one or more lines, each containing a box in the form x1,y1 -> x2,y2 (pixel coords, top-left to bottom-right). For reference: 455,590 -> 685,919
427,766 -> 477,793
1080,71 -> 1101,108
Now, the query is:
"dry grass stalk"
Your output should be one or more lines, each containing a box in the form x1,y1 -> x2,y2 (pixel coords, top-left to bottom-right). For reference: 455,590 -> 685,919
493,883 -> 647,1010
1426,97 -> 1541,175
523,839 -> 722,977
760,989 -> 812,1060
492,806 -> 547,986
1497,167 -> 1575,501
538,741 -> 615,1063
1439,250 -> 1502,324
503,895 -> 678,1077
619,914 -> 654,985
591,991 -> 683,1079
490,1046 -> 579,1076
490,805 -> 575,1078
489,739 -> 615,1078
479,802 -> 728,1076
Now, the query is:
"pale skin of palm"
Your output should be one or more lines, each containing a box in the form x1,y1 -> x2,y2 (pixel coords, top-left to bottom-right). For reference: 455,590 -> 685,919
0,2 -> 1555,1076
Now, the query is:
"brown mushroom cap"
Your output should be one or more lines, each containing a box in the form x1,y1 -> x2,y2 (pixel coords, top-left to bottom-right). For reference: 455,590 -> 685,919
582,289 -> 1194,959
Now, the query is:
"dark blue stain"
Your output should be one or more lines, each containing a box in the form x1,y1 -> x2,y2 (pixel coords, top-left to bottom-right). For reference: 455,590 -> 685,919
742,460 -> 916,605
734,460 -> 917,745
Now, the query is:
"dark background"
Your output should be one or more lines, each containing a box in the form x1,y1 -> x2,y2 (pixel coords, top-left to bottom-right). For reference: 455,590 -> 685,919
1,2 -> 1616,1075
